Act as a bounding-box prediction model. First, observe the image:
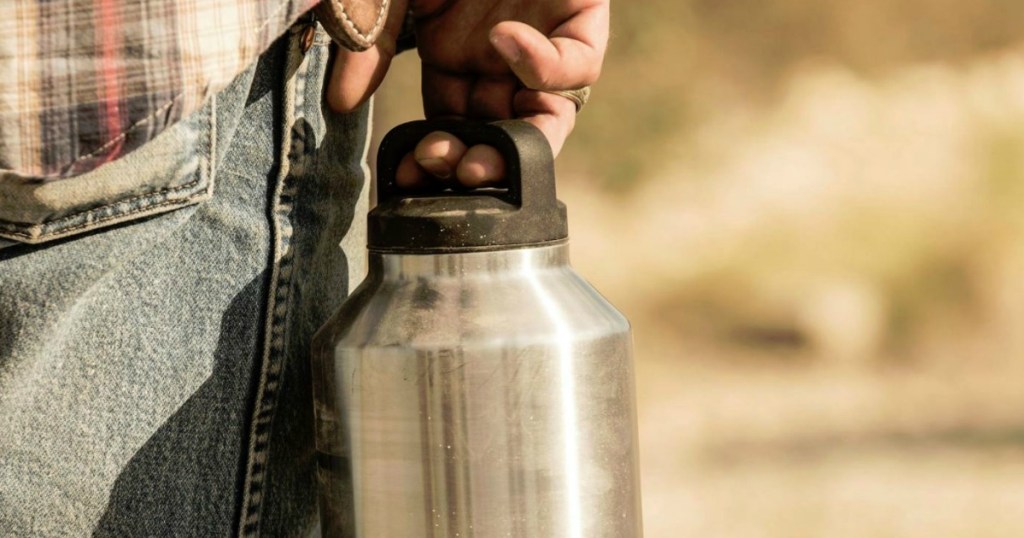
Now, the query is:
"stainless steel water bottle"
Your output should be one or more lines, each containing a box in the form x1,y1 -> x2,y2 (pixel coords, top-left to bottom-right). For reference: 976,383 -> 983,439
312,120 -> 642,537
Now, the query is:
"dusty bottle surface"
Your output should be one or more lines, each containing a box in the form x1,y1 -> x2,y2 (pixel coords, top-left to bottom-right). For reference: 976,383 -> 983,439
311,120 -> 643,537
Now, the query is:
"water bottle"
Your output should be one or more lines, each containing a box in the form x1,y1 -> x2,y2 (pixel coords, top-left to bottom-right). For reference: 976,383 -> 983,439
312,120 -> 643,537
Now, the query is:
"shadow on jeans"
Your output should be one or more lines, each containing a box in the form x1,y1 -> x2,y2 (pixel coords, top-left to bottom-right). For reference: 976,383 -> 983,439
92,275 -> 270,536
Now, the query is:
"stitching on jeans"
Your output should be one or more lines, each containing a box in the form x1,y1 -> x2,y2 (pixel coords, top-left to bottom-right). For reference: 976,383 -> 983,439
335,0 -> 390,44
62,93 -> 184,172
0,98 -> 216,242
237,29 -> 305,538
0,188 -> 208,241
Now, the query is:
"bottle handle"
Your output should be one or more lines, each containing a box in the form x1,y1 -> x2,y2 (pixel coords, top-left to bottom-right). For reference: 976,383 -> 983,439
369,120 -> 568,252
376,120 -> 558,210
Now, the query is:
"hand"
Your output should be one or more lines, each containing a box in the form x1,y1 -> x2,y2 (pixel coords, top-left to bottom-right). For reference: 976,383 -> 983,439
327,0 -> 609,187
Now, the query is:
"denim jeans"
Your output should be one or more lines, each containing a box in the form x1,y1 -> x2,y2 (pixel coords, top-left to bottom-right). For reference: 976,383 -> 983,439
0,20 -> 368,537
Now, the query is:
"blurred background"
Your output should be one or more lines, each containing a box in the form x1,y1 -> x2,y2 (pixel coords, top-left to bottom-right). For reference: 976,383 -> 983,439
374,2 -> 1024,536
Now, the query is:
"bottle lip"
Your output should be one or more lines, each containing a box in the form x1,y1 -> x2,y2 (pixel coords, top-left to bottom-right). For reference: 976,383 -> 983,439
368,238 -> 569,255
369,240 -> 571,278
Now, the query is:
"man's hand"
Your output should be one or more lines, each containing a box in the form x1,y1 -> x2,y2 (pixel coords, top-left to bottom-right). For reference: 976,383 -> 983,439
327,0 -> 609,187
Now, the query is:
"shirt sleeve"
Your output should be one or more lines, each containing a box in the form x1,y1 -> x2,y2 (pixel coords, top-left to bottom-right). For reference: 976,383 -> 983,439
0,0 -> 380,181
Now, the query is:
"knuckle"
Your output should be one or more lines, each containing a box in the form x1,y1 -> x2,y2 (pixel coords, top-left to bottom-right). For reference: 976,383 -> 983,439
580,61 -> 603,87
530,68 -> 556,90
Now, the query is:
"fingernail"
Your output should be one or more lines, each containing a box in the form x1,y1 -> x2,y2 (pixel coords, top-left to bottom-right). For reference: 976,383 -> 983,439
417,158 -> 452,180
491,34 -> 521,64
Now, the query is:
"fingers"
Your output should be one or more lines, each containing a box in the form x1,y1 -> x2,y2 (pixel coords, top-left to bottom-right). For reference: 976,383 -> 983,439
457,145 -> 506,187
395,131 -> 506,188
395,153 -> 428,189
489,6 -> 608,91
447,91 -> 574,187
326,0 -> 408,112
417,71 -> 576,187
405,1 -> 610,189
421,65 -> 472,119
405,86 -> 576,188
326,44 -> 395,112
513,90 -> 577,156
414,131 -> 465,180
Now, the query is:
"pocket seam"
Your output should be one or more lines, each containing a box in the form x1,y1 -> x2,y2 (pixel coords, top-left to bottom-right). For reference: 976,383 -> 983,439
57,93 -> 185,179
0,180 -> 211,242
0,95 -> 217,244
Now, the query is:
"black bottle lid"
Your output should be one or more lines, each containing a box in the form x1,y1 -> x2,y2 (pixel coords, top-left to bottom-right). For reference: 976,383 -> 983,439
369,120 -> 568,254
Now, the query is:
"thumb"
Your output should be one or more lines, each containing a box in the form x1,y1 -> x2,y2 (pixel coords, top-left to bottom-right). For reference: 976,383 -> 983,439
489,12 -> 606,91
326,0 -> 408,112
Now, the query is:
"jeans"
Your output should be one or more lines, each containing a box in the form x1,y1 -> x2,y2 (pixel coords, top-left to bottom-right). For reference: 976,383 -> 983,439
0,20 -> 368,537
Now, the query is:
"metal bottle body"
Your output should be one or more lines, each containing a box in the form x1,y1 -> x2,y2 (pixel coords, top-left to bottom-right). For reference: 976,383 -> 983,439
312,242 -> 642,537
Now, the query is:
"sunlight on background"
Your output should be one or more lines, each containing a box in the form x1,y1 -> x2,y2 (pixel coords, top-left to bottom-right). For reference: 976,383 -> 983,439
373,2 -> 1024,536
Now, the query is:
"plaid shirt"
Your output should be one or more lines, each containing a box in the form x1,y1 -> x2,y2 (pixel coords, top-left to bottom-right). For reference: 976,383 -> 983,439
0,0 -> 339,181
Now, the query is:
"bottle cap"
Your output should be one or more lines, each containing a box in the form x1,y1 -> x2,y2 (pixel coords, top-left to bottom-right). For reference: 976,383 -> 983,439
370,120 -> 568,254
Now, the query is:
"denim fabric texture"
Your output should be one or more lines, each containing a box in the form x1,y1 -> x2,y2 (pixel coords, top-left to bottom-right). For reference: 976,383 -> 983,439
0,20 -> 369,537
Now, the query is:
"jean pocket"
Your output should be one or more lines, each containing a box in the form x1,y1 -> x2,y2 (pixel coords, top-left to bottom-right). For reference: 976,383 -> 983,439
0,96 -> 218,246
